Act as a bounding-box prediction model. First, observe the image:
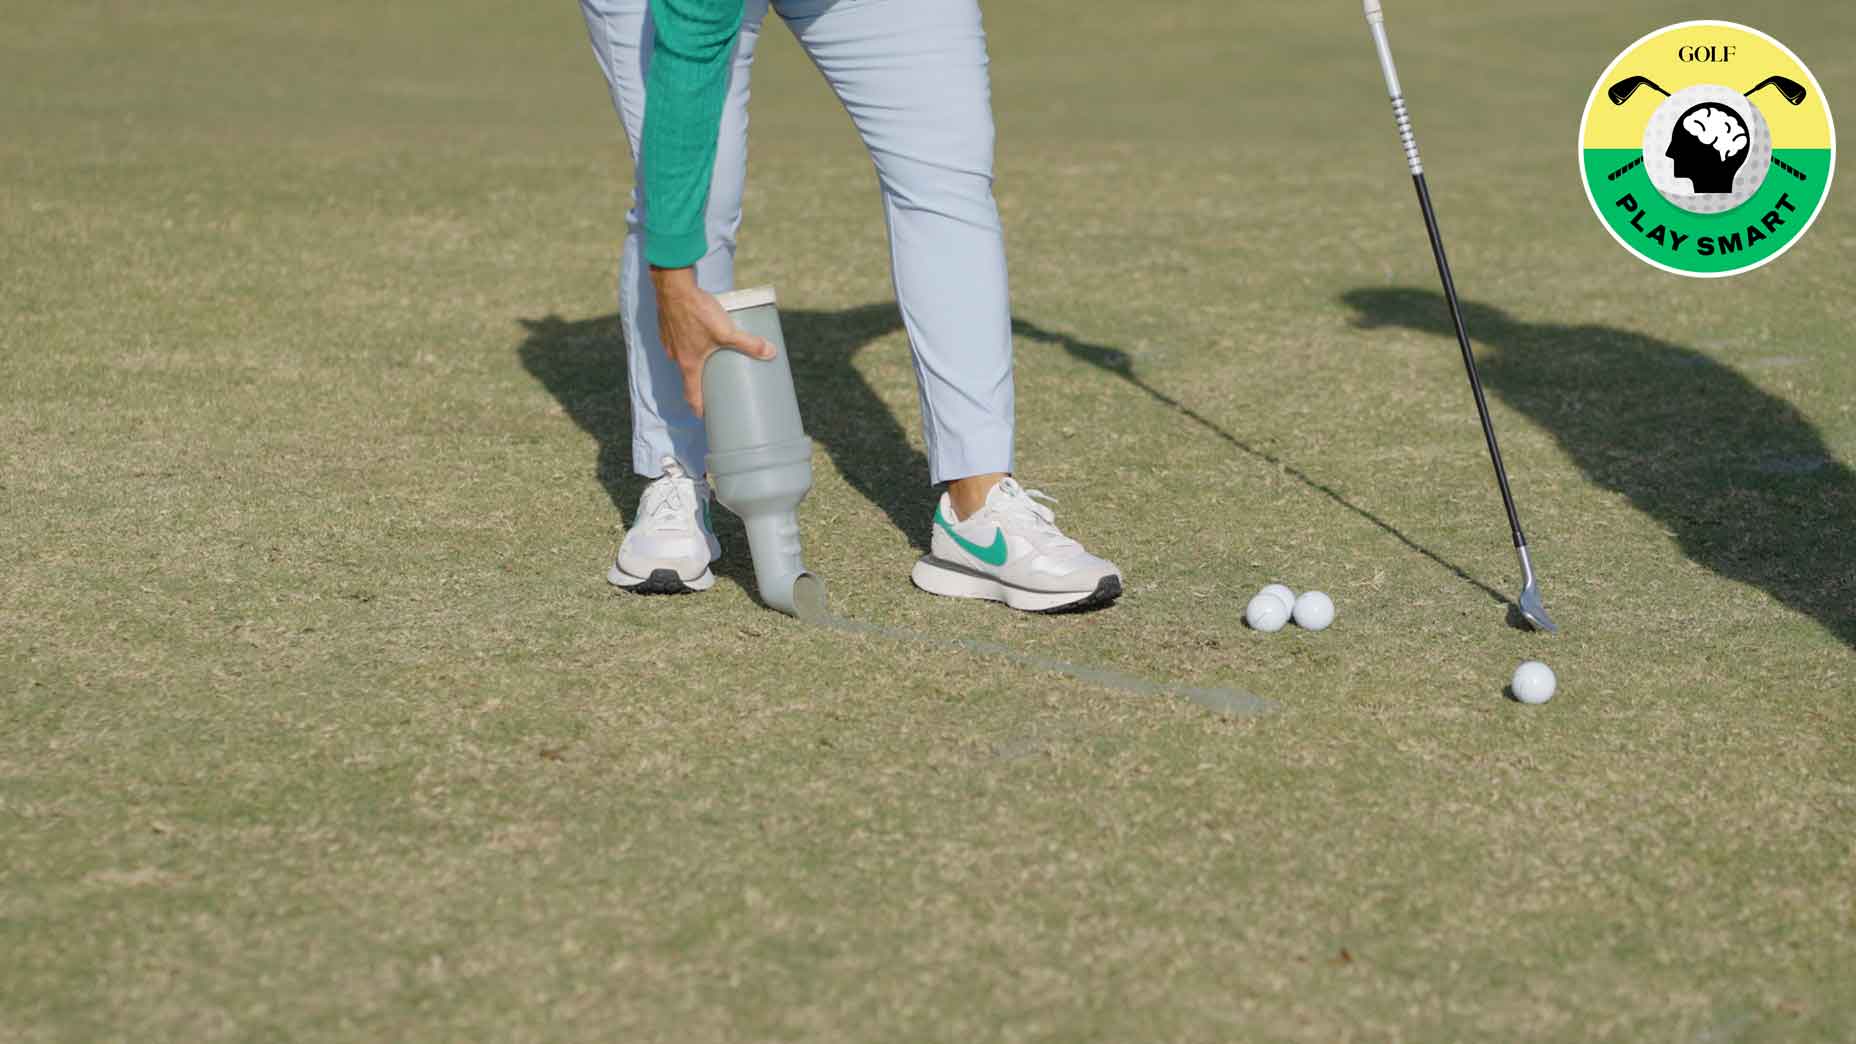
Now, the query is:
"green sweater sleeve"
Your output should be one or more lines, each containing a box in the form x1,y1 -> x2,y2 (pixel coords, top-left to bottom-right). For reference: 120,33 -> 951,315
641,0 -> 743,269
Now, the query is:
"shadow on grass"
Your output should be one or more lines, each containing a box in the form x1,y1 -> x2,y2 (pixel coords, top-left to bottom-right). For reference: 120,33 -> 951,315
1010,317 -> 1515,613
519,305 -> 1635,626
1343,287 -> 1856,650
515,305 -> 929,568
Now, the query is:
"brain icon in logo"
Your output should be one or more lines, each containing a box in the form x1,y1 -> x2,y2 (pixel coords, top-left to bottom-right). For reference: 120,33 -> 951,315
1669,105 -> 1750,191
1643,85 -> 1772,214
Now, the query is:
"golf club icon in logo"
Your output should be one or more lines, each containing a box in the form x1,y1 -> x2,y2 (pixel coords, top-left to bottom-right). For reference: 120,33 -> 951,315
1604,75 -> 1806,201
1579,22 -> 1835,277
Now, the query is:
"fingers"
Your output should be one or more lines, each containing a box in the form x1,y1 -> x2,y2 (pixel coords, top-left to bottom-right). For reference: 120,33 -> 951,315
658,327 -> 710,417
718,327 -> 777,360
680,353 -> 708,418
698,301 -> 774,360
654,289 -> 778,418
677,333 -> 770,417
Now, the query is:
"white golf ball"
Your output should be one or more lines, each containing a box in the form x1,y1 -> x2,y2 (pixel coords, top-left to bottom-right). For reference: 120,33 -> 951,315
1259,584 -> 1296,612
1511,661 -> 1557,705
1245,592 -> 1290,632
1292,591 -> 1335,631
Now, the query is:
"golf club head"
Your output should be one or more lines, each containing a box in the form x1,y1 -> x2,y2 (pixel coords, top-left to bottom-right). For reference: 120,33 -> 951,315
1608,75 -> 1671,105
1517,583 -> 1558,633
1514,544 -> 1558,633
1747,75 -> 1808,105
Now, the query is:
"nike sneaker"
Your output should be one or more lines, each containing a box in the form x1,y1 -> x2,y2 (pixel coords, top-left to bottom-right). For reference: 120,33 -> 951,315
910,477 -> 1123,613
607,457 -> 722,594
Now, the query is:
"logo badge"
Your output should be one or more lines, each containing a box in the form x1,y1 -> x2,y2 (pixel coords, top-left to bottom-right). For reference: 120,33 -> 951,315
1579,21 -> 1835,277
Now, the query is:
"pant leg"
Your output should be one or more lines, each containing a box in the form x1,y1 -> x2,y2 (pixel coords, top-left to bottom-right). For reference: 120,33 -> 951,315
578,0 -> 767,478
776,0 -> 1015,485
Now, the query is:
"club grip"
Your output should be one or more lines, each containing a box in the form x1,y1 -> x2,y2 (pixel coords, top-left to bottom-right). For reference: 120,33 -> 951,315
1364,0 -> 1384,23
1390,96 -> 1422,175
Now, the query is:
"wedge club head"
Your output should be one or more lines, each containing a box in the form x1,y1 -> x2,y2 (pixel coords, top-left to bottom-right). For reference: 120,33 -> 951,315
1746,75 -> 1808,105
1515,545 -> 1558,633
1608,75 -> 1671,105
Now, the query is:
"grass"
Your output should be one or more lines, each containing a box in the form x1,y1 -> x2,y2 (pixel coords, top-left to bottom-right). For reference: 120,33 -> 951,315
3,0 -> 1854,1039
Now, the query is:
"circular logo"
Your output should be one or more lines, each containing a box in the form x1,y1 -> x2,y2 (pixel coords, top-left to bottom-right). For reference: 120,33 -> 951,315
1579,22 -> 1835,277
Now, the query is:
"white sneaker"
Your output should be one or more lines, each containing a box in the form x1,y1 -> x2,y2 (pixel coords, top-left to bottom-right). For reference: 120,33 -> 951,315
607,457 -> 722,594
910,477 -> 1123,613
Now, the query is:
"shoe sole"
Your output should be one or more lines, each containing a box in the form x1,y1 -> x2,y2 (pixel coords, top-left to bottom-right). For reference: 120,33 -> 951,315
607,563 -> 716,594
910,555 -> 1122,614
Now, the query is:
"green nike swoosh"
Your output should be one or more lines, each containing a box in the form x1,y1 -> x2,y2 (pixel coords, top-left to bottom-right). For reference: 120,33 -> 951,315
934,507 -> 1008,567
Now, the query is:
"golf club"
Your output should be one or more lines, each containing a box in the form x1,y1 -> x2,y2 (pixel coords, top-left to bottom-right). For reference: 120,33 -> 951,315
1746,75 -> 1808,105
1362,0 -> 1557,633
1608,75 -> 1671,105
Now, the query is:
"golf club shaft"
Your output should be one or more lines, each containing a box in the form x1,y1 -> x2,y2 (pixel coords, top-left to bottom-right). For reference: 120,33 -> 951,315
1412,175 -> 1526,547
1365,0 -> 1527,550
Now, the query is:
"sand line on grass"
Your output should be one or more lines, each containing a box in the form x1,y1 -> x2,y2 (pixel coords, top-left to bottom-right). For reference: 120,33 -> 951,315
798,605 -> 1276,718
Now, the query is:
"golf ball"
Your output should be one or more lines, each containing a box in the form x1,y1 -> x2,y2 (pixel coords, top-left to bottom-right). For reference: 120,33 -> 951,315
1245,592 -> 1291,632
1511,661 -> 1557,705
1292,591 -> 1335,631
1259,583 -> 1296,612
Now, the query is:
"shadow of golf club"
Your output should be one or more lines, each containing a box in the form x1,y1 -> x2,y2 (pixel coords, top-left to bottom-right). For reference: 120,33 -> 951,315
1343,287 -> 1856,651
1010,317 -> 1515,613
517,306 -> 1596,627
515,308 -> 1281,703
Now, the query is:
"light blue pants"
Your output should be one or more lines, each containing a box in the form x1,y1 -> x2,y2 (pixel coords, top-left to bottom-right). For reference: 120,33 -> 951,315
578,0 -> 1015,485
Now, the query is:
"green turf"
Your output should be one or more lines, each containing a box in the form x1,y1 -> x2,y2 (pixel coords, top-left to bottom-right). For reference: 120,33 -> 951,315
4,1 -> 1854,1039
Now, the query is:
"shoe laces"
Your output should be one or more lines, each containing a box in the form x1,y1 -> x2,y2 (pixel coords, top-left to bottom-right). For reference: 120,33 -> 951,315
637,457 -> 702,531
989,478 -> 1078,550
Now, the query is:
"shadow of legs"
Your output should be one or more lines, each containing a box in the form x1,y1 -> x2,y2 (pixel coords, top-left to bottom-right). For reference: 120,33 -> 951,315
516,304 -> 933,597
514,314 -> 639,513
1343,287 -> 1856,650
780,305 -> 931,552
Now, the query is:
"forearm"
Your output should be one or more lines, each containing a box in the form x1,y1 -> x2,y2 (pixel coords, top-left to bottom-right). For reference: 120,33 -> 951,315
641,0 -> 743,269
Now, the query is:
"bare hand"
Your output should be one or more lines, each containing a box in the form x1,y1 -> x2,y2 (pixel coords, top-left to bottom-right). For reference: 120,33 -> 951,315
649,266 -> 777,417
